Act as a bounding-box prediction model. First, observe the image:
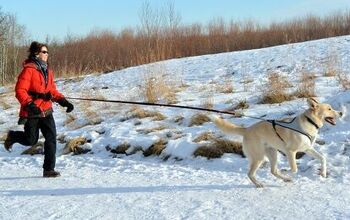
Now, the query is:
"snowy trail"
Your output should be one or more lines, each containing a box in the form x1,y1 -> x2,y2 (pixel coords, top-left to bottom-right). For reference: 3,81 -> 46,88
1,154 -> 349,220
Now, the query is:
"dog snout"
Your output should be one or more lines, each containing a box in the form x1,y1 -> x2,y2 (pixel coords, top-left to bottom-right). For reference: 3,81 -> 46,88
339,111 -> 343,117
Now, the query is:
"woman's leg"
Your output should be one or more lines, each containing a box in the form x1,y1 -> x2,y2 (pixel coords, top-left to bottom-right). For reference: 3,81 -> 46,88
8,118 -> 40,146
39,114 -> 57,171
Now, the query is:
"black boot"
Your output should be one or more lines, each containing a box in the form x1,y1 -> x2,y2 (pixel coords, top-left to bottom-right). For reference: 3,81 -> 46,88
43,170 -> 61,178
4,131 -> 14,152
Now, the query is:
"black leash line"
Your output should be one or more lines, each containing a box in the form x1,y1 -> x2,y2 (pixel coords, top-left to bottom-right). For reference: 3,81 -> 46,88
65,96 -> 265,120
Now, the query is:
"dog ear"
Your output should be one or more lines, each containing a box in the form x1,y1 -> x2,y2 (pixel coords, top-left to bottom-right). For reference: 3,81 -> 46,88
307,97 -> 319,110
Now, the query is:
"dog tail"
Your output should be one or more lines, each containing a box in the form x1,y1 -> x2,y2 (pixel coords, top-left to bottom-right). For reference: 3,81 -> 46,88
211,115 -> 246,136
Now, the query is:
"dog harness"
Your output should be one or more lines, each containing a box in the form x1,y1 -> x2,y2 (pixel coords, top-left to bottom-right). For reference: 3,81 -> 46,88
267,116 -> 319,143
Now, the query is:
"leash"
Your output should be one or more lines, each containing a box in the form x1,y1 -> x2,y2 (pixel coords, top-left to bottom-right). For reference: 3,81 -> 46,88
65,96 -> 317,142
65,96 -> 266,120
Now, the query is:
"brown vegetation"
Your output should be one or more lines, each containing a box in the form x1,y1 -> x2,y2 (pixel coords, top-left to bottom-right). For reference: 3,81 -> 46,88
2,7 -> 350,84
194,137 -> 243,159
261,72 -> 293,104
141,66 -> 179,104
126,107 -> 166,121
62,137 -> 90,155
106,143 -> 131,154
294,72 -> 316,98
336,72 -> 350,90
143,139 -> 167,157
189,113 -> 211,126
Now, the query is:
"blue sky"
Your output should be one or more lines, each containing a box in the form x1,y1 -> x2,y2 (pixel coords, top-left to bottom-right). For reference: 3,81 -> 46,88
0,0 -> 349,42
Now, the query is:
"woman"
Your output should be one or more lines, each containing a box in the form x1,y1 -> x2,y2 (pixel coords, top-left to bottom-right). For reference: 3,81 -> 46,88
4,41 -> 74,178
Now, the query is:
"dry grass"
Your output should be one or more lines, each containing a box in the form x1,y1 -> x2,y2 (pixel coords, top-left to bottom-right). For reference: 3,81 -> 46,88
189,113 -> 211,126
324,53 -> 339,77
215,76 -> 234,93
141,65 -> 179,104
127,107 -> 166,121
137,125 -> 167,134
336,72 -> 350,90
193,132 -> 216,143
21,141 -> 44,155
294,72 -> 316,98
64,114 -> 77,126
201,96 -> 214,109
62,137 -> 90,155
193,146 -> 223,159
106,143 -> 131,154
143,139 -> 167,157
0,101 -> 11,110
193,137 -> 243,159
232,99 -> 249,110
68,96 -> 103,128
260,72 -> 293,104
173,115 -> 184,124
57,134 -> 66,144
240,76 -> 254,92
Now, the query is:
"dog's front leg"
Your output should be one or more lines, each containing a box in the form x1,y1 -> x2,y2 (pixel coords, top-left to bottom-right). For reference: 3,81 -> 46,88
305,148 -> 327,177
287,151 -> 298,173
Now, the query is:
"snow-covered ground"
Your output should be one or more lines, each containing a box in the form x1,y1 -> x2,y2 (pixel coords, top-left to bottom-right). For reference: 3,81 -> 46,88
1,36 -> 350,219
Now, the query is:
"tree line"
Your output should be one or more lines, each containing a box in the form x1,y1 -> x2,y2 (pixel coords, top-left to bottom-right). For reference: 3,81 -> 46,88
1,4 -> 350,85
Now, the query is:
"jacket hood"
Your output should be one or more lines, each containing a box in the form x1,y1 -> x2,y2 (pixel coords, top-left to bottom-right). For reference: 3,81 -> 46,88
22,59 -> 38,69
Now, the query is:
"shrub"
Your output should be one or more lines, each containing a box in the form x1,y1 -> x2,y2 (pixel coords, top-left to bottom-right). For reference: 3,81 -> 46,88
261,72 -> 293,104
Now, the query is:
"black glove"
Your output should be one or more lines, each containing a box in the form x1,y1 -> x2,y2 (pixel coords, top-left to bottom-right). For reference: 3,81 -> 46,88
57,98 -> 74,113
26,102 -> 41,115
43,92 -> 52,101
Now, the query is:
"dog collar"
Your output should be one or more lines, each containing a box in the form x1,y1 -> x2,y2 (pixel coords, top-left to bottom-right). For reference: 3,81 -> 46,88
305,116 -> 320,130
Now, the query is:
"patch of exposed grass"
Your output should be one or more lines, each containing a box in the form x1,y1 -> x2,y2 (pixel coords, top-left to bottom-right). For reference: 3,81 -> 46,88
141,65 -> 179,104
106,143 -> 131,154
143,139 -> 167,157
260,72 -> 293,104
324,53 -> 339,77
62,137 -> 90,155
64,114 -> 77,126
215,76 -> 234,93
193,137 -> 244,159
21,141 -> 44,155
189,113 -> 211,126
173,115 -> 184,124
0,101 -> 11,110
201,96 -> 214,109
137,125 -> 167,134
193,132 -> 216,143
336,72 -> 350,90
294,72 -> 316,98
126,107 -> 166,121
232,99 -> 249,110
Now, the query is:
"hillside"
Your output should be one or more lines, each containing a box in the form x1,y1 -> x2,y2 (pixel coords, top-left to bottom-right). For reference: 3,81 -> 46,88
1,36 -> 350,219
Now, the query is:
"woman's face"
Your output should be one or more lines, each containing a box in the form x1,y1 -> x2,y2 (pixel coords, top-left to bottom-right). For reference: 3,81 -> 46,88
37,46 -> 49,62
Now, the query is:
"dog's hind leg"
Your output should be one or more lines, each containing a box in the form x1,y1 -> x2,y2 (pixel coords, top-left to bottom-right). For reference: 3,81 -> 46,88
248,160 -> 264,188
265,148 -> 292,182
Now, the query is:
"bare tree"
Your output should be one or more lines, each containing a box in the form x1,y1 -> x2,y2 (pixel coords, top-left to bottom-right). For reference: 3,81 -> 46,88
0,8 -> 26,85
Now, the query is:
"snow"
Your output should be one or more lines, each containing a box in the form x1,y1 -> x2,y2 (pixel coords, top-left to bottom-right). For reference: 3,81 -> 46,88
1,35 -> 350,219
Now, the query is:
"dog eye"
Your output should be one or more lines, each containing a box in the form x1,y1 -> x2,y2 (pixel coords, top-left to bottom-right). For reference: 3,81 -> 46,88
328,108 -> 331,110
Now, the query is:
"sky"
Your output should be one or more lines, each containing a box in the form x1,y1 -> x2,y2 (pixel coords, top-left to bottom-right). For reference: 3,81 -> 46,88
0,0 -> 350,42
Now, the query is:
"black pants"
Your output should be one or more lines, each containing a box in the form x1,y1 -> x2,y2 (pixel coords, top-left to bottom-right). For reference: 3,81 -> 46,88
10,114 -> 57,171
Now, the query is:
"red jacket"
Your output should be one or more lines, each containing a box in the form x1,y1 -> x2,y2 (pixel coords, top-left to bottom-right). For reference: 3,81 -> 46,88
15,59 -> 64,118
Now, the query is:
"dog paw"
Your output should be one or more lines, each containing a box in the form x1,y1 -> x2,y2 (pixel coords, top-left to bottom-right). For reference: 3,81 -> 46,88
283,177 -> 293,182
320,171 -> 328,178
254,182 -> 264,188
318,169 -> 328,178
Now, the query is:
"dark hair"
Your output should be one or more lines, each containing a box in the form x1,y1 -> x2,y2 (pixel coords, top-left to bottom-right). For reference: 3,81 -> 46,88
28,41 -> 48,59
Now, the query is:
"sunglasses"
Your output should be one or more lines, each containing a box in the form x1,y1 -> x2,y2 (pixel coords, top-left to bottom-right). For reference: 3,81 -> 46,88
40,51 -> 49,54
